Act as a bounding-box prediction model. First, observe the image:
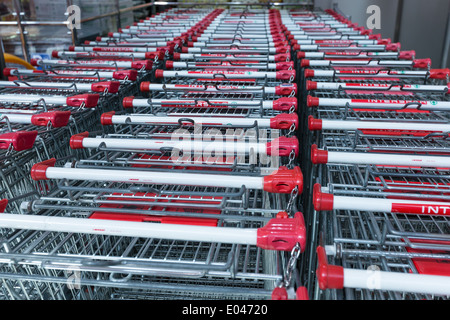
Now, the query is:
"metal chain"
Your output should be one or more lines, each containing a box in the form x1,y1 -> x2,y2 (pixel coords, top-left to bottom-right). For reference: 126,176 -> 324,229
286,185 -> 298,215
287,123 -> 296,137
281,242 -> 301,288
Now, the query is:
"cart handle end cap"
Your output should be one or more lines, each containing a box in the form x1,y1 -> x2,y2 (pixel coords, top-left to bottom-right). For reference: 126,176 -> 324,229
0,199 -> 7,213
0,131 -> 38,152
173,52 -> 181,60
304,69 -> 315,78
297,51 -> 306,59
270,113 -> 299,130
311,144 -> 328,164
377,38 -> 391,45
51,50 -> 59,58
296,287 -> 309,300
429,69 -> 450,80
368,34 -> 381,40
273,97 -> 297,111
3,68 -> 14,77
313,183 -> 334,211
67,94 -> 99,108
399,50 -> 416,60
30,58 -> 39,67
276,61 -> 294,71
306,80 -> 317,91
31,158 -> 56,181
100,111 -> 116,126
274,53 -> 291,62
317,246 -> 344,290
122,96 -> 135,109
257,212 -> 306,252
166,60 -> 174,70
31,111 -> 71,128
155,69 -> 164,79
263,166 -> 303,194
271,287 -> 288,300
140,81 -> 151,92
414,58 -> 432,69
113,70 -> 137,81
276,70 -> 296,81
308,116 -> 322,131
307,95 -> 319,107
266,136 -> 299,157
70,131 -> 89,149
181,47 -> 189,53
132,60 -> 153,70
301,59 -> 310,68
91,81 -> 120,94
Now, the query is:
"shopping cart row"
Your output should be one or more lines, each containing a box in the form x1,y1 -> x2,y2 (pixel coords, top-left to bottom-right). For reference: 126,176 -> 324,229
286,8 -> 450,299
0,7 -> 312,300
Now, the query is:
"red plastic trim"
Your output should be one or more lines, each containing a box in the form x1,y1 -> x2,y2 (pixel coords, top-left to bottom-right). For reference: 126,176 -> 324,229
271,287 -> 288,300
308,116 -> 323,131
274,83 -> 297,96
399,50 -> 416,60
0,199 -> 7,213
30,158 -> 56,181
300,59 -> 310,68
306,80 -> 317,91
166,60 -> 174,69
276,61 -> 294,71
140,81 -> 151,92
31,111 -> 71,128
122,96 -> 135,109
413,58 -> 432,69
270,113 -> 299,130
307,95 -> 319,107
0,131 -> 38,151
296,287 -> 309,300
316,246 -> 344,290
112,70 -> 137,81
266,136 -> 299,157
311,144 -> 328,164
263,166 -> 303,194
429,69 -> 450,80
297,51 -> 306,59
69,131 -> 89,149
275,70 -> 296,80
272,97 -> 297,111
155,69 -> 165,79
100,111 -> 116,126
274,53 -> 291,62
131,60 -> 153,70
173,52 -> 181,60
304,69 -> 315,78
66,94 -> 99,108
257,212 -> 306,251
313,183 -> 334,211
91,81 -> 120,94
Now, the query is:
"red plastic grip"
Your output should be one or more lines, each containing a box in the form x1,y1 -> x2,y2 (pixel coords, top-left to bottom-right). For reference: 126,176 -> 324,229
276,61 -> 294,71
385,42 -> 401,52
112,70 -> 138,81
31,111 -> 71,128
308,116 -> 323,131
51,50 -> 59,58
263,166 -> 303,194
155,69 -> 165,79
257,212 -> 306,251
272,97 -> 297,111
316,246 -> 344,290
91,81 -> 120,94
3,68 -> 14,77
413,58 -> 432,69
66,94 -> 99,108
276,70 -> 296,80
313,183 -> 334,211
30,58 -> 39,67
166,60 -> 174,69
131,60 -> 153,70
270,113 -> 299,130
377,38 -> 391,45
0,131 -> 38,151
398,50 -> 416,60
311,144 -> 328,164
429,69 -> 450,80
100,111 -> 115,126
266,136 -> 299,157
274,53 -> 291,62
173,52 -> 181,60
296,287 -> 309,300
297,51 -> 306,59
122,96 -> 135,109
271,287 -> 288,300
274,83 -> 297,96
69,131 -> 89,149
30,158 -> 56,181
300,59 -> 310,68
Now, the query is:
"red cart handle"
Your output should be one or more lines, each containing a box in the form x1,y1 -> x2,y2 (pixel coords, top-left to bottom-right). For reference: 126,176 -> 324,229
257,212 -> 306,252
31,111 -> 71,128
273,97 -> 297,111
66,94 -> 100,108
69,131 -> 89,149
30,158 -> 56,181
275,83 -> 297,96
266,136 -> 299,157
0,131 -> 38,151
317,246 -> 344,290
263,166 -> 303,194
91,81 -> 121,93
0,199 -> 7,213
313,183 -> 334,211
270,113 -> 298,129
113,70 -> 138,81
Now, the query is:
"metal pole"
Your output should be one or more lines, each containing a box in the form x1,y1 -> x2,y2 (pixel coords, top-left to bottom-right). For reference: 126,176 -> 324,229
13,0 -> 29,62
441,8 -> 450,68
115,0 -> 122,30
393,0 -> 404,44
